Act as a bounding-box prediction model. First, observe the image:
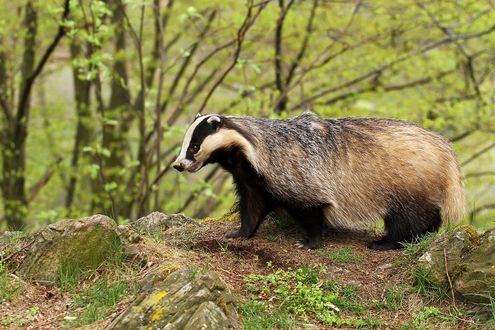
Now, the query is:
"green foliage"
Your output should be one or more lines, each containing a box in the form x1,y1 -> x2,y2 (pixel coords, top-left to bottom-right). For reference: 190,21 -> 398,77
319,246 -> 364,264
395,232 -> 437,267
242,266 -> 382,328
412,265 -> 446,297
1,0 -> 494,230
72,278 -> 128,325
0,258 -> 22,302
374,285 -> 407,311
56,258 -> 83,290
239,299 -> 298,330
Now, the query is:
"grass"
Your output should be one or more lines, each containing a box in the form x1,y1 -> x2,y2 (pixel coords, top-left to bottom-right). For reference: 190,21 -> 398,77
72,278 -> 128,325
375,285 -> 407,311
56,258 -> 83,290
319,246 -> 364,264
412,265 -> 447,297
239,299 -> 298,330
395,232 -> 437,267
241,265 -> 381,328
0,258 -> 21,302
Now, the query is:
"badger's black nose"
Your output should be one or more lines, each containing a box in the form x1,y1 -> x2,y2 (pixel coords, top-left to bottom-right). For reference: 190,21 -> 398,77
173,163 -> 184,172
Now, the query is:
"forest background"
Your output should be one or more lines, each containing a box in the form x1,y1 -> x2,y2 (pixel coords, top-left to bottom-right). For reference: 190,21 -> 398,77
0,0 -> 494,231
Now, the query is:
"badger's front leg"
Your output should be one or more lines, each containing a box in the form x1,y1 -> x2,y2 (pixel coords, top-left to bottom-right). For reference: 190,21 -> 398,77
226,183 -> 270,239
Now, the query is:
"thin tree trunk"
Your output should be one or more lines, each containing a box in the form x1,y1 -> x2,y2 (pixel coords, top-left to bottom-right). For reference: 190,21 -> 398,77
66,41 -> 93,210
1,2 -> 37,229
97,0 -> 130,218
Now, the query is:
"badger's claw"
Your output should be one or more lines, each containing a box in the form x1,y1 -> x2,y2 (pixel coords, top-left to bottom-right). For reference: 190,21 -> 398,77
225,229 -> 248,239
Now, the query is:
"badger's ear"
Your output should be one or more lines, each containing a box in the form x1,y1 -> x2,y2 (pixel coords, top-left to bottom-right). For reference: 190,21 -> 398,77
195,113 -> 202,118
207,115 -> 222,129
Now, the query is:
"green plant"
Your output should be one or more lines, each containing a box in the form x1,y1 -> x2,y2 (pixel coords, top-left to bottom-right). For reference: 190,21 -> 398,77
375,286 -> 407,311
73,278 -> 128,325
0,258 -> 22,302
56,258 -> 83,290
319,247 -> 364,264
402,233 -> 437,262
107,235 -> 125,267
243,266 -> 380,327
239,299 -> 298,330
412,265 -> 446,296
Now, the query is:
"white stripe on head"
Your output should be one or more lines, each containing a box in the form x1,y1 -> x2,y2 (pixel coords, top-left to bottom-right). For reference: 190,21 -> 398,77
176,114 -> 216,161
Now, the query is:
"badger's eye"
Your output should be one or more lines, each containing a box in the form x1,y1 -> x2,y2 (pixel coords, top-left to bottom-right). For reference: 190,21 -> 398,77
190,143 -> 200,153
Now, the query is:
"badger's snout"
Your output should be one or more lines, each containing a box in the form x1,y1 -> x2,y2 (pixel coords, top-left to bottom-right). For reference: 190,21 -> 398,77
173,161 -> 184,172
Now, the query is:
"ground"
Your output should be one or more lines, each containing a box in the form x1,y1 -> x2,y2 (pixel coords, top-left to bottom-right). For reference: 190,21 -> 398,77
0,215 -> 492,329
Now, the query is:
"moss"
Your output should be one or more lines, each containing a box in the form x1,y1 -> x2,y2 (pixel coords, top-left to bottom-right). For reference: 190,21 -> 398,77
201,211 -> 239,223
19,216 -> 120,284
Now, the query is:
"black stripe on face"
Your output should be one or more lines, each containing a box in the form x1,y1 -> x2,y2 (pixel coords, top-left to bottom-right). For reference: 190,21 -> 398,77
186,117 -> 217,160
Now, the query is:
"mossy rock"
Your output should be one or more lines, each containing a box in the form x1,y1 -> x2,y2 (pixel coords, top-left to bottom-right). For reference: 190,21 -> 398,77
109,267 -> 238,329
131,212 -> 198,234
18,215 -> 120,285
418,226 -> 495,304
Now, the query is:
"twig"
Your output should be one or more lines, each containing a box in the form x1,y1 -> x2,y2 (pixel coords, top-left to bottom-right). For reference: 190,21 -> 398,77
3,239 -> 34,262
443,248 -> 457,310
461,142 -> 495,166
197,0 -> 268,113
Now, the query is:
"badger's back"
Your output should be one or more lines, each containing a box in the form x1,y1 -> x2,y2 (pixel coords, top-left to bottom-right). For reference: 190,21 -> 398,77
233,114 -> 465,227
324,118 -> 465,227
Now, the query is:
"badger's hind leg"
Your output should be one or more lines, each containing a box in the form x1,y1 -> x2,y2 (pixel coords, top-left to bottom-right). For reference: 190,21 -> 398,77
368,199 -> 442,250
286,206 -> 325,249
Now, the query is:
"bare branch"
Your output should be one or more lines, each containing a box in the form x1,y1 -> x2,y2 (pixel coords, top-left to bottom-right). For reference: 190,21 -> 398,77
27,155 -> 64,203
197,0 -> 268,113
290,22 -> 495,111
461,142 -> 495,167
160,9 -> 218,114
464,171 -> 495,179
318,68 -> 456,106
285,0 -> 318,86
469,204 -> 495,221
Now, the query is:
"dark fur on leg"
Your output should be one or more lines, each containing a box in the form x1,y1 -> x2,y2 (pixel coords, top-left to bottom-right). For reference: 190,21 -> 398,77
226,183 -> 271,239
286,206 -> 325,249
368,198 -> 442,250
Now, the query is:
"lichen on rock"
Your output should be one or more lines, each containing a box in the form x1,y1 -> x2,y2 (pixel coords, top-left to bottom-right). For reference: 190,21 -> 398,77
109,267 -> 238,330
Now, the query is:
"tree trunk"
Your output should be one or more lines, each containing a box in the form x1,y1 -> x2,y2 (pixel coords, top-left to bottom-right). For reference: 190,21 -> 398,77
1,2 -> 37,229
96,0 -> 130,218
66,41 -> 93,211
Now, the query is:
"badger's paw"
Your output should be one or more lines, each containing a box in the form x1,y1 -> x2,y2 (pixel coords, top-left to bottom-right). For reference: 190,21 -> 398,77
367,239 -> 402,250
225,229 -> 249,239
295,237 -> 321,250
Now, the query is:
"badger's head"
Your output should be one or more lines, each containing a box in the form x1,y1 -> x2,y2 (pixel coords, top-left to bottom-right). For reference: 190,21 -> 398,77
173,113 -> 255,173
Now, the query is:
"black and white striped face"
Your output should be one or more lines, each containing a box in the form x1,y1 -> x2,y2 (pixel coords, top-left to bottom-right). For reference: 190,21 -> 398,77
173,114 -> 223,173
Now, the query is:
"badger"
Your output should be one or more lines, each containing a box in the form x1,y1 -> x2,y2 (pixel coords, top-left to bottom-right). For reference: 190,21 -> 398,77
173,112 -> 465,250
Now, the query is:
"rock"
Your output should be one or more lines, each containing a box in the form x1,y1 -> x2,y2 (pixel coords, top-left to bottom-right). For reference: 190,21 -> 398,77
131,212 -> 197,234
454,228 -> 495,303
418,226 -> 495,304
418,226 -> 478,286
18,215 -> 120,285
109,267 -> 238,330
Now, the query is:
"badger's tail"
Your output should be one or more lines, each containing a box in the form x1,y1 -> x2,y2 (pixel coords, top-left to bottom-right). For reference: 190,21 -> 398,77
441,161 -> 466,224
